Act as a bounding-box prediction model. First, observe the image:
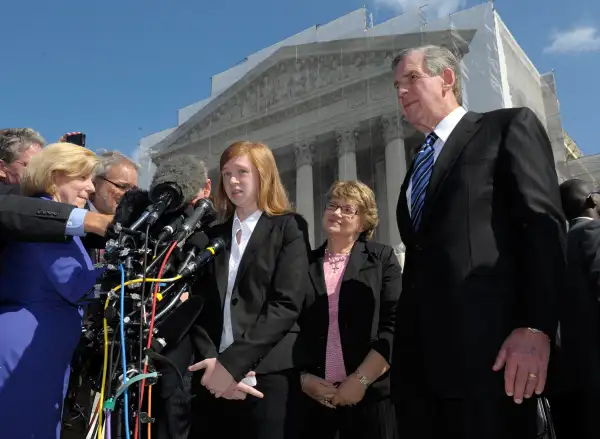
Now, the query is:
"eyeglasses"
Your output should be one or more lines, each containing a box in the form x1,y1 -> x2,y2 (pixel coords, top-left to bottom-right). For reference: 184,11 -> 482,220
325,201 -> 359,217
99,176 -> 135,191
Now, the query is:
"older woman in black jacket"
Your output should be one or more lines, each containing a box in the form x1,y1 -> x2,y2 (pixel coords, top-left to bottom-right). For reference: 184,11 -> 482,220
296,180 -> 402,439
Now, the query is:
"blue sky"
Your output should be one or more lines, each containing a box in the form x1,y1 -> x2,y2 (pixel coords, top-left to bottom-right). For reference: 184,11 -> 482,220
1,0 -> 598,159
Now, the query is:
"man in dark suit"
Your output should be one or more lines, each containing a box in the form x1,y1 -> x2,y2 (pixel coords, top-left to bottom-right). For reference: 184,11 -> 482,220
390,45 -> 566,439
549,179 -> 600,438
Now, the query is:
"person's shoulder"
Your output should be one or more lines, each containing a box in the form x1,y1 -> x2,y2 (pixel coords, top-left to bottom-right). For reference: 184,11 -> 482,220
268,211 -> 309,229
0,183 -> 20,196
364,240 -> 396,260
578,218 -> 600,235
481,106 -> 538,125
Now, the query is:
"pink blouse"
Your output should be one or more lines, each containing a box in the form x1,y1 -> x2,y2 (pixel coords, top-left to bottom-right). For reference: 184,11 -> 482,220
323,251 -> 350,383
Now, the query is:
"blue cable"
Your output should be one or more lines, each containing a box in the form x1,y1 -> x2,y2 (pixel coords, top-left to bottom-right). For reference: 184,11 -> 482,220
119,264 -> 131,439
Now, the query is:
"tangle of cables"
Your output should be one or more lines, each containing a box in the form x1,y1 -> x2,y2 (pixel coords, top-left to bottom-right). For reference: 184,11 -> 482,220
70,193 -> 222,439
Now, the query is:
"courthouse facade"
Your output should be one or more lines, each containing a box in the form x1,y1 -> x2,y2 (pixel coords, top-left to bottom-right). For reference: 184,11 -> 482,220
139,3 -> 568,259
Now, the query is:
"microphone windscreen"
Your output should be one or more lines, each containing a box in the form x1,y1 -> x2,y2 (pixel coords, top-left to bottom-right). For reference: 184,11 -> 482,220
150,155 -> 208,205
113,188 -> 150,227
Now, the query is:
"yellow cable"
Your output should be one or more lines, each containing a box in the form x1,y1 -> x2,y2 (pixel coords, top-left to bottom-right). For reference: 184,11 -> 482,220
96,274 -> 182,439
98,296 -> 110,439
108,275 -> 182,293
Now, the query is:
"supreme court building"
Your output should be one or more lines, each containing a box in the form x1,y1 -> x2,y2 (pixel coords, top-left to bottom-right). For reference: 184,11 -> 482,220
139,3 -> 568,261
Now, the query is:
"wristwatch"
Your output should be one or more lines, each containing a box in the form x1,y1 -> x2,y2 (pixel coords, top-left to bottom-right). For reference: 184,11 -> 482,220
355,371 -> 372,388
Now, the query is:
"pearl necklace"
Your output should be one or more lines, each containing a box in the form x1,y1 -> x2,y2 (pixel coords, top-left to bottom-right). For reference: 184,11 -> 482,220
325,248 -> 350,273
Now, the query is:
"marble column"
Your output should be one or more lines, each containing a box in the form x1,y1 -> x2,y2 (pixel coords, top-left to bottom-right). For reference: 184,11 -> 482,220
381,114 -> 407,265
294,138 -> 315,248
335,126 -> 359,181
374,159 -> 388,244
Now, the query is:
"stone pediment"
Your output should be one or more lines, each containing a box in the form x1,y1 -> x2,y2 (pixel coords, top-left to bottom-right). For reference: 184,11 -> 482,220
152,28 -> 476,157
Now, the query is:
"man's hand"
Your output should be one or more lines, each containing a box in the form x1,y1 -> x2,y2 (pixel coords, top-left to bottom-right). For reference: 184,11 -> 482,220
189,358 -> 235,398
221,371 -> 264,400
492,327 -> 550,404
84,212 -> 113,236
301,373 -> 338,409
331,374 -> 366,407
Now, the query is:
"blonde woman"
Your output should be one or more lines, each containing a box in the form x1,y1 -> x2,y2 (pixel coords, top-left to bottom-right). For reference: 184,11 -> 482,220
0,143 -> 104,439
296,180 -> 401,439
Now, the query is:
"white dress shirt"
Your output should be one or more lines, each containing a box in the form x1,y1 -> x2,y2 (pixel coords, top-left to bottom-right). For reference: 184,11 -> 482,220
219,209 -> 263,353
407,106 -> 467,214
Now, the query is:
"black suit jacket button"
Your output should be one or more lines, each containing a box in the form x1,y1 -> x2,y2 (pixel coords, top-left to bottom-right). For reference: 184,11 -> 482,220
231,298 -> 238,306
414,244 -> 422,251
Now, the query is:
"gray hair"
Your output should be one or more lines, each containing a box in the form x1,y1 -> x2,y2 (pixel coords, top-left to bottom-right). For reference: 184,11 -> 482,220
391,45 -> 463,106
0,128 -> 46,164
94,150 -> 139,180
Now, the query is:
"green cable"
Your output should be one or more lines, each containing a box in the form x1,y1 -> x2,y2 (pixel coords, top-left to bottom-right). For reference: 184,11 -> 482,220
103,372 -> 158,411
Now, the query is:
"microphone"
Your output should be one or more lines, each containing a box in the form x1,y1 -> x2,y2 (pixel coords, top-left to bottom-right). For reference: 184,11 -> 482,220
179,237 -> 226,277
156,212 -> 186,243
146,182 -> 183,227
174,198 -> 216,244
177,231 -> 210,274
156,198 -> 215,244
131,155 -> 210,231
107,188 -> 151,238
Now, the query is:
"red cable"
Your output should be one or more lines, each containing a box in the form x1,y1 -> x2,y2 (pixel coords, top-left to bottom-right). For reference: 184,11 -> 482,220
133,240 -> 178,439
88,399 -> 100,432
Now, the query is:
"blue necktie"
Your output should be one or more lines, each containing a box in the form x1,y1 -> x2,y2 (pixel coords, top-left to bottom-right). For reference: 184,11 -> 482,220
410,133 -> 438,230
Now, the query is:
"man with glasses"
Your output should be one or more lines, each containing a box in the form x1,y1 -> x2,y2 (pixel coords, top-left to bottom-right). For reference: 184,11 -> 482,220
89,150 -> 138,215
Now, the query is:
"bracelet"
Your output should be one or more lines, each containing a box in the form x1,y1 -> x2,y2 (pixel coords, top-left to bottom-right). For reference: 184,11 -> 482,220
355,371 -> 372,388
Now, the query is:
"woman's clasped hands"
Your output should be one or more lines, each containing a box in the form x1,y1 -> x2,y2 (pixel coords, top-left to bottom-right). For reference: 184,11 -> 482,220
189,358 -> 264,400
301,373 -> 366,409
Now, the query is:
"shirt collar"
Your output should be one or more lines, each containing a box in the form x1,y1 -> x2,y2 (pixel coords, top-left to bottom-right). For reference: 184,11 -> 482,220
233,209 -> 263,234
431,106 -> 467,142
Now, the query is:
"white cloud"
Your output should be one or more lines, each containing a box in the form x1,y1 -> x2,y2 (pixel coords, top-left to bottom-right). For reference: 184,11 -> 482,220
374,0 -> 467,19
544,26 -> 600,54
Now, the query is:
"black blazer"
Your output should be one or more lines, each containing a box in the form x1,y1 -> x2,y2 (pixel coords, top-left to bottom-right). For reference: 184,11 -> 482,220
0,185 -> 75,245
296,240 -> 402,402
555,218 -> 600,392
393,107 -> 566,399
190,212 -> 311,381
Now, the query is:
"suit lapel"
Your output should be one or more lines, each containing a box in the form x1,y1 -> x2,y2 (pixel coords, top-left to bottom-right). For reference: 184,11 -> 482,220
308,243 -> 327,298
233,214 -> 272,289
342,240 -> 370,284
398,159 -> 416,244
419,111 -> 482,228
214,220 -> 232,304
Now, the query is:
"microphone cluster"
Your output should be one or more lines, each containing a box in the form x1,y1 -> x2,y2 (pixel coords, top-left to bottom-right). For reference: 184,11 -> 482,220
80,176 -> 227,437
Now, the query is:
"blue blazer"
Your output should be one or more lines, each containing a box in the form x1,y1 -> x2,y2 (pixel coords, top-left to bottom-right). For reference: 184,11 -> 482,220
0,195 -> 105,439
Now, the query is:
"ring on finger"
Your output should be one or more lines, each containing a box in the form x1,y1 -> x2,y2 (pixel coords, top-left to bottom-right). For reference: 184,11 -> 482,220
528,373 -> 538,379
